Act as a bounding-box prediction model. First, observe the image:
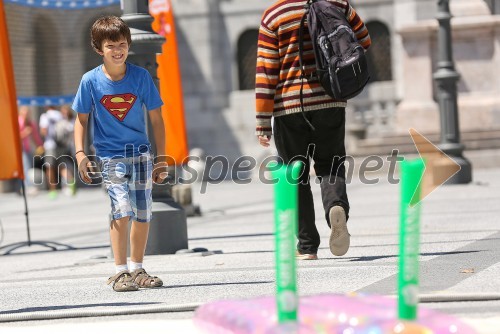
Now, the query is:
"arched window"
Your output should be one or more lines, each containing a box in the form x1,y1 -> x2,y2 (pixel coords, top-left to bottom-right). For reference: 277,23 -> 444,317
34,16 -> 60,95
237,29 -> 259,91
365,21 -> 392,82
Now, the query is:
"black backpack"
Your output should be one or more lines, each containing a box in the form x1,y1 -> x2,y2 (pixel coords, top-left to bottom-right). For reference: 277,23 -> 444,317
299,0 -> 369,102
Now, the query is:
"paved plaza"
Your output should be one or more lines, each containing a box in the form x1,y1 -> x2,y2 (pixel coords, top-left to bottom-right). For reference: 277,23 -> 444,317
0,161 -> 499,333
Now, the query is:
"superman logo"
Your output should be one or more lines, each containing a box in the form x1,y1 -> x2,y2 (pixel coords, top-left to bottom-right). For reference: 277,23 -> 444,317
100,93 -> 137,121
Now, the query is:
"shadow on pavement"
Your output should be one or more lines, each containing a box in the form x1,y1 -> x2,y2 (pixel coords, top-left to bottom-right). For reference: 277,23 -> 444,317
168,280 -> 273,289
346,250 -> 481,262
0,302 -> 161,315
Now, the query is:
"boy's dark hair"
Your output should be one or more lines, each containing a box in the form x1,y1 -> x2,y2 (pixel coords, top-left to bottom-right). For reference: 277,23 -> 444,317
91,16 -> 132,52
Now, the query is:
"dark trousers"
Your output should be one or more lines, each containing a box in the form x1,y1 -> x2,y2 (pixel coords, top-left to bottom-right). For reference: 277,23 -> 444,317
274,107 -> 349,254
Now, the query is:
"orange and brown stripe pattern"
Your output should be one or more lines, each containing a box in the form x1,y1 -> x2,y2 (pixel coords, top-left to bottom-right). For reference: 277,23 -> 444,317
256,0 -> 371,136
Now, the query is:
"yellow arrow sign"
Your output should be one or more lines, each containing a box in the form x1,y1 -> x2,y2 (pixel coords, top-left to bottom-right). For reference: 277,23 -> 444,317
409,128 -> 461,204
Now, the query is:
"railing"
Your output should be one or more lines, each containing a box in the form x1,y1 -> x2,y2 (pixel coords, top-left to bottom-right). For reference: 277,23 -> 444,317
346,81 -> 399,138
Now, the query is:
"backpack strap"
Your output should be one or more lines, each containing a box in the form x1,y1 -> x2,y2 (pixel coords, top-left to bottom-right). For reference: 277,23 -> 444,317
298,3 -> 316,131
298,0 -> 315,78
299,9 -> 309,79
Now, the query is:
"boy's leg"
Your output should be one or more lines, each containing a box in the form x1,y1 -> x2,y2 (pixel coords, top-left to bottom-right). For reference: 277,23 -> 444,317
129,220 -> 162,288
130,221 -> 150,263
102,158 -> 134,267
101,158 -> 139,291
127,155 -> 162,287
128,155 -> 153,250
108,220 -> 139,292
110,216 -> 130,266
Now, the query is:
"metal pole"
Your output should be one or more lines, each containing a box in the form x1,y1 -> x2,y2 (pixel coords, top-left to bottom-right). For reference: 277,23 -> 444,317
433,0 -> 472,184
21,181 -> 32,246
120,0 -> 188,255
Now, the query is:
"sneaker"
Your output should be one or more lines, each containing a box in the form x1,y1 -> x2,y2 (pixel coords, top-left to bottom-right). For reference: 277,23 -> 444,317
64,183 -> 77,196
69,182 -> 77,196
329,206 -> 350,256
295,251 -> 318,260
48,190 -> 58,200
26,187 -> 39,196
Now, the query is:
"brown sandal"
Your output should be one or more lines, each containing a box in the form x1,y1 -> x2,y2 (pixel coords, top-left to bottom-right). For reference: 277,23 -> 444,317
107,270 -> 139,292
130,268 -> 163,288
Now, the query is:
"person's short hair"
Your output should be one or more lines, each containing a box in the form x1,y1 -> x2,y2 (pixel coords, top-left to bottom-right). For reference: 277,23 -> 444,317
91,16 -> 132,53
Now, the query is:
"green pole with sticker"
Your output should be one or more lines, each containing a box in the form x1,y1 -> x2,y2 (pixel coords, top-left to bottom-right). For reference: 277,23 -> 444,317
272,162 -> 302,323
398,158 -> 425,320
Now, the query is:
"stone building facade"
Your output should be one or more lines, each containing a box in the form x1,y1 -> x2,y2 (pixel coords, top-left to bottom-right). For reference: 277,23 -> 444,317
5,4 -> 121,99
5,0 -> 500,165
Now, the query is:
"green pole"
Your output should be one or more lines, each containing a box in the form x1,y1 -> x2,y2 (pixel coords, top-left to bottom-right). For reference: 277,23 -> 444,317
398,158 -> 425,321
272,162 -> 302,323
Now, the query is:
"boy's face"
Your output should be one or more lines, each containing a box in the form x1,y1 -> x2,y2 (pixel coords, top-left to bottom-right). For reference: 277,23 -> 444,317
98,37 -> 129,66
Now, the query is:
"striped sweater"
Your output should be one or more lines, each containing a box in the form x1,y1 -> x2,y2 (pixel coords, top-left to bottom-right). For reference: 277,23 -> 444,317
255,0 -> 371,136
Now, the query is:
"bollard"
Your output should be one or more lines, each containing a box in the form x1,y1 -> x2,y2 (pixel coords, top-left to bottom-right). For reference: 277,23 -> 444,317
109,197 -> 187,257
398,158 -> 425,321
272,162 -> 302,324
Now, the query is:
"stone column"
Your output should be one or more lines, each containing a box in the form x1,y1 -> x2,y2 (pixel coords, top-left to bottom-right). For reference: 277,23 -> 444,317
395,24 -> 440,134
121,0 -> 188,255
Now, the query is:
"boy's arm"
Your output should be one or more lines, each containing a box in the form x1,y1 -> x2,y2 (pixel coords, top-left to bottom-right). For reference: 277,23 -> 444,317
149,108 -> 168,184
74,113 -> 92,184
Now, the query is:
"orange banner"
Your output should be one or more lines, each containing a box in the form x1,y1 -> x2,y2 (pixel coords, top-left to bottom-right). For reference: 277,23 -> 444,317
150,0 -> 189,166
0,0 -> 24,180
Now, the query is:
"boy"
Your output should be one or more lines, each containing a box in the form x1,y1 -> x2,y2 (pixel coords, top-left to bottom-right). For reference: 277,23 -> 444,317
73,16 -> 168,291
256,0 -> 371,260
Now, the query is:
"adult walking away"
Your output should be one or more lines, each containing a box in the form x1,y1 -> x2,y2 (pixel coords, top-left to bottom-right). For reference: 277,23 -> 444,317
56,105 -> 77,196
73,16 -> 168,291
18,105 -> 44,195
39,105 -> 63,199
256,0 -> 371,260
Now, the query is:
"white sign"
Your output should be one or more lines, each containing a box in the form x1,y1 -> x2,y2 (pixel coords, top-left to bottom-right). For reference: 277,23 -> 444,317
149,0 -> 169,15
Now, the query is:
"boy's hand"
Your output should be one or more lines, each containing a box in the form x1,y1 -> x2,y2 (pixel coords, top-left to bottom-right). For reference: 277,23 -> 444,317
153,161 -> 169,184
258,135 -> 271,147
76,153 -> 94,184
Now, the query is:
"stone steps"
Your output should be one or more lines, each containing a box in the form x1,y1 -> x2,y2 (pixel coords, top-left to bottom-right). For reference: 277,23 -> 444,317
350,129 -> 500,157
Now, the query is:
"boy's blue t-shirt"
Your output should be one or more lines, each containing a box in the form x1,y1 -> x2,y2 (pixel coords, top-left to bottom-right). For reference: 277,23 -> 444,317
72,63 -> 163,158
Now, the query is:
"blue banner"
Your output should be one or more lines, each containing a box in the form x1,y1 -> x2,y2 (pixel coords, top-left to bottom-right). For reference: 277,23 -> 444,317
17,95 -> 75,106
5,0 -> 119,10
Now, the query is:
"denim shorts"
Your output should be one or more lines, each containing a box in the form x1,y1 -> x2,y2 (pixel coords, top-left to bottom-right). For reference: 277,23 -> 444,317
100,153 -> 153,223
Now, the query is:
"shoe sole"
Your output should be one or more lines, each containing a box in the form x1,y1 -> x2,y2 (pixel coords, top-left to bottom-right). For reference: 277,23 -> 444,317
329,206 -> 350,256
296,255 -> 318,260
113,282 -> 139,292
138,282 -> 163,288
114,286 -> 139,292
